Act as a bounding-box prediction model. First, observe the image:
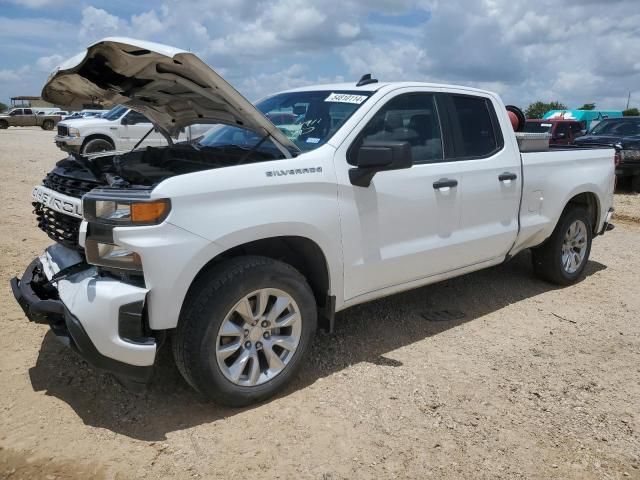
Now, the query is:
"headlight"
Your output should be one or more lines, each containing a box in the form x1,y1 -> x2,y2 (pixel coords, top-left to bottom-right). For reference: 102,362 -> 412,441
83,191 -> 171,272
85,239 -> 142,271
68,127 -> 81,137
83,194 -> 170,225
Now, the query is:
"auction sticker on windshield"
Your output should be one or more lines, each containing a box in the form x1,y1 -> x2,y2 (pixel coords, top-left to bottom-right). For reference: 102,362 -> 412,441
325,93 -> 368,104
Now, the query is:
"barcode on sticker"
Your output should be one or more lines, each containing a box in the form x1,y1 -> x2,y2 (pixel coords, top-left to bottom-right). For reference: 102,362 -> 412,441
325,93 -> 367,104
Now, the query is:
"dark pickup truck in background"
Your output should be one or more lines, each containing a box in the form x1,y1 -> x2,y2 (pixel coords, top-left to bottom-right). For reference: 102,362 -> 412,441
574,117 -> 640,191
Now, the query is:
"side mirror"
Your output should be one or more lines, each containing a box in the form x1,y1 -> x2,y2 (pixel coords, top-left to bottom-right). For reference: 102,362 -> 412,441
121,116 -> 131,125
293,105 -> 306,115
349,141 -> 412,187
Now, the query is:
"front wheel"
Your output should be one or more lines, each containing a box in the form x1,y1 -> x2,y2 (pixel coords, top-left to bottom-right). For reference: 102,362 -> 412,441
0,120 -> 7,129
532,206 -> 592,285
631,175 -> 640,193
82,138 -> 114,154
42,119 -> 54,130
173,256 -> 317,406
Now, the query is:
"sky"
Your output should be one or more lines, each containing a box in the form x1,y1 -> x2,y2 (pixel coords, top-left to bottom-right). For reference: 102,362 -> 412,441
0,0 -> 639,110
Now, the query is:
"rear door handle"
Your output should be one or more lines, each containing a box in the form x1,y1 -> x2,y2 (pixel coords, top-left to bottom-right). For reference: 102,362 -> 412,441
433,178 -> 458,189
498,172 -> 517,182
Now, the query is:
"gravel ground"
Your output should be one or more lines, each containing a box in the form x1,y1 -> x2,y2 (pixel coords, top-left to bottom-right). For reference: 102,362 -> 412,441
1,128 -> 639,479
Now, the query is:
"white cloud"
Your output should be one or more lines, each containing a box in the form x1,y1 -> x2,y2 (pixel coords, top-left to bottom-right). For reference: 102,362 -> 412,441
35,54 -> 64,72
79,6 -> 128,41
1,0 -> 640,110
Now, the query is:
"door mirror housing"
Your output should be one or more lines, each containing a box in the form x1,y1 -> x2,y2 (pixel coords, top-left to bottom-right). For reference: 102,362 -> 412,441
349,141 -> 412,187
121,115 -> 132,125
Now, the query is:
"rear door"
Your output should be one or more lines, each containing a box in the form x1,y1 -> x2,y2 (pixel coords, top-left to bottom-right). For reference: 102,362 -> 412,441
22,109 -> 35,126
438,92 -> 521,266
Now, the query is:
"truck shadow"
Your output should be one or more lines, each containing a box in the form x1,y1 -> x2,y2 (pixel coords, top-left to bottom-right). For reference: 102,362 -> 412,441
28,251 -> 606,441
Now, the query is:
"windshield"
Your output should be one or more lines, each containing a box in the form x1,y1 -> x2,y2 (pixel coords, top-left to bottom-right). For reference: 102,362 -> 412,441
199,90 -> 372,153
589,119 -> 640,136
524,121 -> 553,133
102,105 -> 128,121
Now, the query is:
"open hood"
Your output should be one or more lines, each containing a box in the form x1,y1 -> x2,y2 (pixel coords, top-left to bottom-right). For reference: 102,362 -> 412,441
42,37 -> 298,153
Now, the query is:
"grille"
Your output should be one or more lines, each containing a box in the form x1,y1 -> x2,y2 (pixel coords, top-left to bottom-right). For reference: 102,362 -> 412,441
42,172 -> 100,198
33,202 -> 82,249
57,125 -> 68,136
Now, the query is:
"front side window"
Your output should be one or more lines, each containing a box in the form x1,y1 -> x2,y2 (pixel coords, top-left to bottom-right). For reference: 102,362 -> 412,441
347,93 -> 443,165
102,105 -> 128,121
448,95 -> 501,159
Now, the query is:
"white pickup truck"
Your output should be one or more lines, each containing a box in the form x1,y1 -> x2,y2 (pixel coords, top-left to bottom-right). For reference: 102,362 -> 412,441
55,104 -> 210,154
11,38 -> 615,406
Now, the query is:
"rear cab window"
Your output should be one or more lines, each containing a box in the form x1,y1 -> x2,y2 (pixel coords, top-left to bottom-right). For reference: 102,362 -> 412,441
440,94 -> 504,160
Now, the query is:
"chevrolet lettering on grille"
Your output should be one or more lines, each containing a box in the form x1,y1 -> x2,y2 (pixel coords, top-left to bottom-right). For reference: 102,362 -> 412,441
32,185 -> 83,219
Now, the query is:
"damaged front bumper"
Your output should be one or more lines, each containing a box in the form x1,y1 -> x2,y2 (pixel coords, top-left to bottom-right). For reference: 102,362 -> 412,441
10,244 -> 156,385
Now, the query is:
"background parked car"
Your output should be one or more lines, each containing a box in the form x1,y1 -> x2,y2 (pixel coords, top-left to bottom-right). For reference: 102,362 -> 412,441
0,108 -> 61,130
524,119 -> 584,145
55,104 -> 210,154
62,109 -> 105,120
574,116 -> 640,191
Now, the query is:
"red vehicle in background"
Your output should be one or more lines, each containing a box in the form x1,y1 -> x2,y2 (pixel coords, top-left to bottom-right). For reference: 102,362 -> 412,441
524,119 -> 585,145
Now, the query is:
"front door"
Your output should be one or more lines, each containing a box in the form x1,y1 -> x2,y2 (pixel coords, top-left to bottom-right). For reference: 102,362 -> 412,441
118,110 -> 166,150
335,89 -> 467,300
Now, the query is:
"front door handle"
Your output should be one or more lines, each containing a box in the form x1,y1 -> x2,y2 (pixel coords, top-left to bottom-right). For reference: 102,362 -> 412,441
498,172 -> 517,182
433,178 -> 458,189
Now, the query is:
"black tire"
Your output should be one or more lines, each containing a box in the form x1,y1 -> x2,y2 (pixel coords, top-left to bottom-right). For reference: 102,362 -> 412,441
531,206 -> 592,285
0,120 -> 7,129
632,175 -> 640,193
173,256 -> 317,406
42,120 -> 54,130
82,138 -> 114,154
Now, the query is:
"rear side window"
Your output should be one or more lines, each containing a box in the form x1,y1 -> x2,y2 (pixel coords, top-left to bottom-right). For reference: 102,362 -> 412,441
24,109 -> 33,115
348,93 -> 443,165
446,95 -> 503,159
126,111 -> 151,124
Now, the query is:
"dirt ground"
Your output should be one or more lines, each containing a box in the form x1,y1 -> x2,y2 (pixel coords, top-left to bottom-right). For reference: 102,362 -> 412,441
0,127 -> 639,480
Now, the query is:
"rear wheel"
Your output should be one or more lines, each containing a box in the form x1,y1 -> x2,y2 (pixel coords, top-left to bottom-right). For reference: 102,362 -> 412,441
532,206 -> 592,285
82,138 -> 114,154
173,256 -> 317,406
42,120 -> 54,130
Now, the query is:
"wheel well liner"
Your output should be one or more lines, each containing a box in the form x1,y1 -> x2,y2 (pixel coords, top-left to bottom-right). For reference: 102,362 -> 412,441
565,192 -> 599,233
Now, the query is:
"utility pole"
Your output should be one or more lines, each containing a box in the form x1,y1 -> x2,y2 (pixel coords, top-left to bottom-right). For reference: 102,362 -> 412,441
627,91 -> 631,110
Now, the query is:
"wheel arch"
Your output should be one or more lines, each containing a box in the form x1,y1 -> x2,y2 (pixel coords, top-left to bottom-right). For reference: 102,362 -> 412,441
182,236 -> 334,331
563,190 -> 600,234
81,133 -> 115,152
